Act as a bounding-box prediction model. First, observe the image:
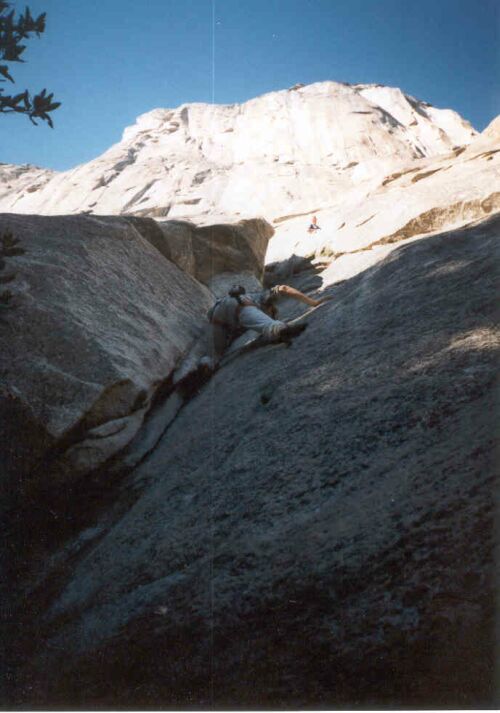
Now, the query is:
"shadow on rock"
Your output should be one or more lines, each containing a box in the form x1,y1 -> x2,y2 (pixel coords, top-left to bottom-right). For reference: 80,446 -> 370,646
5,215 -> 500,709
264,252 -> 326,293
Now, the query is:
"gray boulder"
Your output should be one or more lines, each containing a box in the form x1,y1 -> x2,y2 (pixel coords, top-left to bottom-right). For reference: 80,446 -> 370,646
0,213 -> 272,491
154,218 -> 273,285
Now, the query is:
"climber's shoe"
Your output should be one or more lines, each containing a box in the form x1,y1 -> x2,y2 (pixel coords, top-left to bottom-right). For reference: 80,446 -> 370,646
278,322 -> 308,344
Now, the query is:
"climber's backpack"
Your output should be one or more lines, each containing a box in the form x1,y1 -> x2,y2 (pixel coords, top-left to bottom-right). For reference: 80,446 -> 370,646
207,286 -> 257,328
206,299 -> 221,324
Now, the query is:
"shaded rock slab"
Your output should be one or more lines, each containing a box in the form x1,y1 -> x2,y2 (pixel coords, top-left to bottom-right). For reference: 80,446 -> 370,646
154,217 -> 273,284
0,213 -> 272,489
12,215 -> 499,708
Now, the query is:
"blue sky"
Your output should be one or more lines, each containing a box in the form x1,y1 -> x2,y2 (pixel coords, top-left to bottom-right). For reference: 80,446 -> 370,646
1,0 -> 498,171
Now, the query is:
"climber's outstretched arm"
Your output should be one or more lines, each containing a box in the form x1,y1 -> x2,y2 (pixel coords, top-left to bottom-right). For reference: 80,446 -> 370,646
276,284 -> 330,307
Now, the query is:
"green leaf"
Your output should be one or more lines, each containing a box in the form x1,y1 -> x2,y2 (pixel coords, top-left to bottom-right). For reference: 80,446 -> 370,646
1,230 -> 16,246
0,290 -> 13,304
11,92 -> 26,105
0,65 -> 14,82
35,11 -> 46,34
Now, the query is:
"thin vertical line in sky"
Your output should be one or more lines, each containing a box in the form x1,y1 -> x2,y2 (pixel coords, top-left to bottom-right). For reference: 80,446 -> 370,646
209,7 -> 216,708
211,0 -> 216,104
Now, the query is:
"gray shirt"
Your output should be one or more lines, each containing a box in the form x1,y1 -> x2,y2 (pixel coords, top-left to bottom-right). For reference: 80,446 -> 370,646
209,286 -> 281,329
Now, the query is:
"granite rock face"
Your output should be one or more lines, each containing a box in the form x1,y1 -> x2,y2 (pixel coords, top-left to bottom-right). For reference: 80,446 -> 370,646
1,81 -> 499,710
152,217 -> 273,284
0,81 -> 476,221
0,213 -> 272,488
266,115 -> 500,263
7,215 -> 499,709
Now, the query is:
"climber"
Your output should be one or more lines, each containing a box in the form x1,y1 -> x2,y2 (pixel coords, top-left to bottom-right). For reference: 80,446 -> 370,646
201,283 -> 327,369
307,215 -> 321,233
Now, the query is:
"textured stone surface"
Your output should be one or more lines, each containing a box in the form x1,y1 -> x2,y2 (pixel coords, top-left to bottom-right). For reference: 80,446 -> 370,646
266,119 -> 500,263
2,81 -> 498,710
155,218 -> 273,284
0,81 -> 476,222
8,215 -> 498,709
0,213 -> 271,486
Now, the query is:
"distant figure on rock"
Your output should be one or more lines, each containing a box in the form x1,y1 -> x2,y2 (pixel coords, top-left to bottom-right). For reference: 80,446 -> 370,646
201,284 -> 327,369
307,215 -> 321,233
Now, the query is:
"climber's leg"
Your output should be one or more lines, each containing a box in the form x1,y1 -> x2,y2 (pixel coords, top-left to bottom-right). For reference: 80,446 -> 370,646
238,305 -> 286,339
